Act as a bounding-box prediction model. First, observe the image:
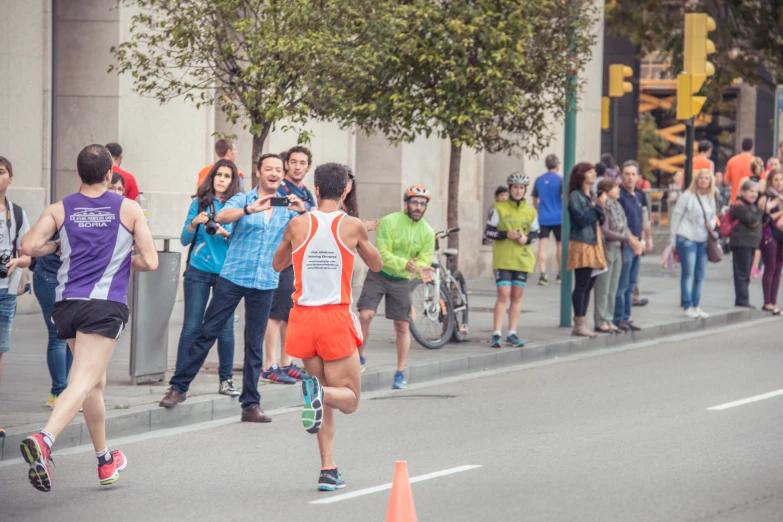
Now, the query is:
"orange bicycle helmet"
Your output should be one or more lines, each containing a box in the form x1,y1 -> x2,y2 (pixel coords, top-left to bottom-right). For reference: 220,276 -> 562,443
404,185 -> 431,202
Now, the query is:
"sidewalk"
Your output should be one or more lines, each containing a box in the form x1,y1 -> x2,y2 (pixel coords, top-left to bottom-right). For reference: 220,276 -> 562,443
0,254 -> 767,459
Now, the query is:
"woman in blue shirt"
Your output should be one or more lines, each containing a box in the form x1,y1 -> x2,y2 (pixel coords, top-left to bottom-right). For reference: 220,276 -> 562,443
177,159 -> 241,396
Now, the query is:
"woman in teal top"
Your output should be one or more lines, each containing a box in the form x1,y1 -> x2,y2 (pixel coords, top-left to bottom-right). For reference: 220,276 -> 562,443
176,159 -> 241,396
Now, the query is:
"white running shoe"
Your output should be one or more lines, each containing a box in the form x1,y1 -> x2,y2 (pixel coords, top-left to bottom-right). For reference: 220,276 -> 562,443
684,307 -> 700,318
696,308 -> 710,318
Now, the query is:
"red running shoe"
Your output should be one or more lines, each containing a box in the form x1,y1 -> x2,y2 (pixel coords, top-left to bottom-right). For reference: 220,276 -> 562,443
98,450 -> 128,485
20,434 -> 53,492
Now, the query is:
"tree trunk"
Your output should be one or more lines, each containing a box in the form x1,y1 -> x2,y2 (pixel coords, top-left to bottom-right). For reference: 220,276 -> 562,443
447,138 -> 461,269
250,121 -> 273,187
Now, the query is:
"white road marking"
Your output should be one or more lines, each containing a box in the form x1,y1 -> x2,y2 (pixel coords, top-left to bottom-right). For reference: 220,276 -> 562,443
707,389 -> 783,411
309,465 -> 482,505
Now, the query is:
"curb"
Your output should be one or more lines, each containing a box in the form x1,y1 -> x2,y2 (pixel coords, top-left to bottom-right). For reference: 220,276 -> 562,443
0,308 -> 764,460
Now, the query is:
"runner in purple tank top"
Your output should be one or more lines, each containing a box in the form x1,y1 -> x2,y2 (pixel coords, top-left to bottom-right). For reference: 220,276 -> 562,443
19,144 -> 158,492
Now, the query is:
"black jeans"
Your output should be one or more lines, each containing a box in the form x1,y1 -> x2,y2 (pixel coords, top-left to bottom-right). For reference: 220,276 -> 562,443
572,267 -> 597,317
731,246 -> 755,306
170,277 -> 274,411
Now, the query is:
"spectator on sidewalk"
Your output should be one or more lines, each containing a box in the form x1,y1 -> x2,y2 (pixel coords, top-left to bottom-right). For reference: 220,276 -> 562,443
757,169 -> 783,314
532,154 -> 563,286
725,138 -> 758,203
341,166 -> 378,231
693,140 -> 715,175
175,160 -> 241,398
108,172 -> 125,196
567,163 -> 606,338
730,180 -> 764,308
0,157 -> 32,388
484,173 -> 539,348
263,145 -> 317,385
159,153 -> 306,423
768,157 -> 782,173
483,187 -> 510,245
197,138 -> 244,187
105,143 -> 139,200
614,161 -> 645,332
714,171 -> 729,212
746,157 -> 766,279
669,169 -> 717,319
601,153 -> 620,181
32,233 -> 70,409
594,178 -> 641,334
357,186 -> 435,388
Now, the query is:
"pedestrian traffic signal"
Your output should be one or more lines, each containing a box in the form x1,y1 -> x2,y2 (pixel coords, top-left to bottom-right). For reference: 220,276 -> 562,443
601,97 -> 610,130
609,64 -> 633,98
684,13 -> 716,93
676,73 -> 707,121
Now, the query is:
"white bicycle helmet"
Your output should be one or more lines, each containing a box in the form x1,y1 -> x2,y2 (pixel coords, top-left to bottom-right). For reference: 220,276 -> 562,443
506,172 -> 530,186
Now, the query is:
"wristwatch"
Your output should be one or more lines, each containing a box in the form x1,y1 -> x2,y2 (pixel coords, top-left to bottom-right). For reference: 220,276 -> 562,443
243,204 -> 250,215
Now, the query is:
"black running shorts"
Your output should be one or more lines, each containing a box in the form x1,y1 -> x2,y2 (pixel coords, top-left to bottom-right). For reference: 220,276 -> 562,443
52,299 -> 129,340
269,265 -> 295,322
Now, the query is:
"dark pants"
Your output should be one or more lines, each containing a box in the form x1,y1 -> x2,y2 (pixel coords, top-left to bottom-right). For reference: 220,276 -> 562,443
572,267 -> 597,317
760,235 -> 783,305
175,267 -> 234,381
731,246 -> 755,306
170,277 -> 274,411
33,270 -> 72,396
614,247 -> 641,323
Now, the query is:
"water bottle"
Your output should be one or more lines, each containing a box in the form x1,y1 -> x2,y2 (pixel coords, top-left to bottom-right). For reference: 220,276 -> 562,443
136,192 -> 148,221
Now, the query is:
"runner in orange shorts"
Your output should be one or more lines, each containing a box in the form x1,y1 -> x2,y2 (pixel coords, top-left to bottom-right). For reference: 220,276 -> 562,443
273,162 -> 382,491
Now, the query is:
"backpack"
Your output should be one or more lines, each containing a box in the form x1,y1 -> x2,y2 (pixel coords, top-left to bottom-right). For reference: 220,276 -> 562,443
6,200 -> 23,258
719,204 -> 739,237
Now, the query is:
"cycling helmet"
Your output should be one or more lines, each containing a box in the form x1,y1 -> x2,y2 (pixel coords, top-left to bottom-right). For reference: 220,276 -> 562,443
404,185 -> 431,202
507,172 -> 530,186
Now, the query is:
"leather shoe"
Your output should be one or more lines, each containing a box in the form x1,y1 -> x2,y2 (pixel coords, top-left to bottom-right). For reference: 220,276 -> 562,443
159,388 -> 187,408
626,320 -> 642,331
241,405 -> 272,423
614,321 -> 630,333
633,298 -> 649,307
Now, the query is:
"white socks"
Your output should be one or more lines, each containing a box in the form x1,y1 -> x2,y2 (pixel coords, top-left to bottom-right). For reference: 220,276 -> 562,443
40,430 -> 55,449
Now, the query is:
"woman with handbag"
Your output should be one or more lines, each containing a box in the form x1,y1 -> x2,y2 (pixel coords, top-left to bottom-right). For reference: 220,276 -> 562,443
757,168 -> 783,314
669,169 -> 717,318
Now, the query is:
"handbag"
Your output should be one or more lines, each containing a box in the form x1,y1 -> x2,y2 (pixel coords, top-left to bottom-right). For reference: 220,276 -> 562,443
719,206 -> 739,237
695,193 -> 723,263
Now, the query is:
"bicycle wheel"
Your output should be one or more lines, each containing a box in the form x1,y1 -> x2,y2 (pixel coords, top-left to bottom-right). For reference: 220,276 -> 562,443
450,270 -> 469,342
409,279 -> 455,349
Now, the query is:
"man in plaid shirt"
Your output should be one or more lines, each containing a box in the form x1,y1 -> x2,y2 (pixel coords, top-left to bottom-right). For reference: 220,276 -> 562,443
160,153 -> 306,423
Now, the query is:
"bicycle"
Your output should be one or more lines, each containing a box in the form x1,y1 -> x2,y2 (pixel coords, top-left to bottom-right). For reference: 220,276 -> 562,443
408,227 -> 469,349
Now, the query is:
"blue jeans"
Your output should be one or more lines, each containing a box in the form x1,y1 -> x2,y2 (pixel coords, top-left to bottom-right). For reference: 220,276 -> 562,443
170,277 -> 273,411
676,236 -> 708,309
613,246 -> 641,323
0,288 -> 17,354
175,267 -> 234,381
33,270 -> 72,395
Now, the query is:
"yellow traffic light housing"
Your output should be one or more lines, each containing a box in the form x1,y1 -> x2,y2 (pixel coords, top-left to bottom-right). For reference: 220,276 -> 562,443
608,64 -> 633,98
684,13 -> 716,90
676,73 -> 707,121
601,97 -> 610,130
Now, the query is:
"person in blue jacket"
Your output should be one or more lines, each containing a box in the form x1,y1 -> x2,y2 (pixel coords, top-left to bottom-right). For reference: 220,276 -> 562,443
177,159 -> 242,396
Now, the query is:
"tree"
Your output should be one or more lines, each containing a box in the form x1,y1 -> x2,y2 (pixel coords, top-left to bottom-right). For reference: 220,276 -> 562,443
110,0 -> 371,173
324,0 -> 597,264
606,0 -> 783,89
637,113 -> 669,182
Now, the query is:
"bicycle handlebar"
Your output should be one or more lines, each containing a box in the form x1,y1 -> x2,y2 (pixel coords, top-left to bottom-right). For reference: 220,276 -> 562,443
435,227 -> 460,238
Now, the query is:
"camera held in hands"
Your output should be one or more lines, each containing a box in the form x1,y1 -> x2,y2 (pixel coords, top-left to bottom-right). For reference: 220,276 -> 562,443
0,253 -> 12,279
204,202 -> 219,236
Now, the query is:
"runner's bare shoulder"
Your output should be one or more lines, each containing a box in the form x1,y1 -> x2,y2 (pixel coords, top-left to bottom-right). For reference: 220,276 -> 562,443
118,197 -> 143,232
338,215 -> 365,250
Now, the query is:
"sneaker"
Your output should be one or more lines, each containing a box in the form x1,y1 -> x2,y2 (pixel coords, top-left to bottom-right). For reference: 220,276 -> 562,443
752,267 -> 762,279
392,370 -> 407,389
98,450 -> 127,486
556,273 -> 562,284
20,434 -> 53,492
538,274 -> 549,286
282,363 -> 310,381
696,308 -> 710,318
318,468 -> 346,491
490,333 -> 502,348
46,393 -> 57,409
261,364 -> 296,385
219,378 -> 240,396
359,356 -> 367,374
684,307 -> 700,319
506,333 -> 524,347
302,376 -> 324,434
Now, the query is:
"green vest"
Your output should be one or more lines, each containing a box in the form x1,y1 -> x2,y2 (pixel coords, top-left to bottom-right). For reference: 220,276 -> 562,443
491,199 -> 538,273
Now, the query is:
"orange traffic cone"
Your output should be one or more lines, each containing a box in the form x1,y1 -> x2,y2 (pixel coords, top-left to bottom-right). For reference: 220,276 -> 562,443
386,461 -> 418,522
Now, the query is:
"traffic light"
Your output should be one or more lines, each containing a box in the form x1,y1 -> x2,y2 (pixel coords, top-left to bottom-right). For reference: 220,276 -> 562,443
684,13 -> 716,92
676,73 -> 707,121
601,97 -> 610,130
608,64 -> 633,98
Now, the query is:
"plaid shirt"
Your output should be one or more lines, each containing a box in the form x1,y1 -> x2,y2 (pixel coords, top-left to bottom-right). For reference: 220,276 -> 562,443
219,188 -> 299,290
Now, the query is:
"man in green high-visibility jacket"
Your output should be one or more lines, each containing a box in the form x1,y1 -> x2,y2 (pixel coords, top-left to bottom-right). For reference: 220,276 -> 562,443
357,185 -> 435,390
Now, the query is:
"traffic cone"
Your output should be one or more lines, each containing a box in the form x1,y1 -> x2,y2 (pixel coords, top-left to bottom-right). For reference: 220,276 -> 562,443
386,461 -> 417,522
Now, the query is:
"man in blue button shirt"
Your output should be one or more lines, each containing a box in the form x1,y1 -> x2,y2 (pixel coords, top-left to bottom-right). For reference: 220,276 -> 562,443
160,153 -> 306,422
614,160 -> 646,332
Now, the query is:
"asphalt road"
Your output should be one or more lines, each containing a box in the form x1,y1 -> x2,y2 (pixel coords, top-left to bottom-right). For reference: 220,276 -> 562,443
1,319 -> 782,521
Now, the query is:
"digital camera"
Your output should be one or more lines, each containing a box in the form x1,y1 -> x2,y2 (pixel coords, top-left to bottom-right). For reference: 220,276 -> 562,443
0,253 -> 11,279
204,212 -> 219,236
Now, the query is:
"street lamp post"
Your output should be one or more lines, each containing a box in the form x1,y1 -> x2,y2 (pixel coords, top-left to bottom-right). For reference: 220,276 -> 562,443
560,47 -> 578,328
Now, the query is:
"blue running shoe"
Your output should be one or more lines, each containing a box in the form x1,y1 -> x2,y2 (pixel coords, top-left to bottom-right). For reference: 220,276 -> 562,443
318,468 -> 346,491
359,356 -> 366,374
301,376 -> 324,434
490,333 -> 502,348
506,333 -> 524,347
392,371 -> 407,389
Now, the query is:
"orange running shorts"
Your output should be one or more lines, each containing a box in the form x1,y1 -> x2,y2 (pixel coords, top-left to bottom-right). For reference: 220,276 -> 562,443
284,304 -> 363,362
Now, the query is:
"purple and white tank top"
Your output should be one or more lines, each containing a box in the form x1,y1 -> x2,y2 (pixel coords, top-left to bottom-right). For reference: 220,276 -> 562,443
56,191 -> 133,304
